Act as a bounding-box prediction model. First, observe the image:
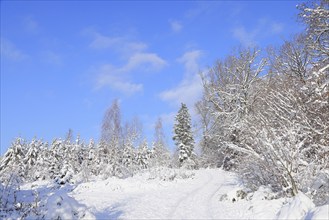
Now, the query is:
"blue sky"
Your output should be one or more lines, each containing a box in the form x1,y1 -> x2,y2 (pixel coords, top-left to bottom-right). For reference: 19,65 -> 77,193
1,1 -> 304,154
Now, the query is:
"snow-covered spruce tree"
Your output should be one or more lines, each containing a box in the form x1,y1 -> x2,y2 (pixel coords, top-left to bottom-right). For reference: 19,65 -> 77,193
122,141 -> 137,176
0,140 -> 26,216
24,138 -> 40,168
136,139 -> 152,169
0,138 -> 27,179
23,138 -> 42,181
48,133 -> 84,185
173,103 -> 196,168
116,116 -> 145,176
50,139 -> 66,184
68,135 -> 85,175
86,139 -> 98,176
70,135 -> 90,182
97,140 -> 123,179
34,141 -> 51,180
48,139 -> 65,180
55,160 -> 74,185
96,141 -> 110,178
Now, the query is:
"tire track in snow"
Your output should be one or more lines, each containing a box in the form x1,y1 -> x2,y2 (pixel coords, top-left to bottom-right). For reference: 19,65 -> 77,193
207,171 -> 226,219
168,170 -> 216,219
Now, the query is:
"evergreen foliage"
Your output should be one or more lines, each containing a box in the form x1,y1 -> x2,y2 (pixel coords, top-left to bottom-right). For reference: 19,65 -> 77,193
173,103 -> 196,168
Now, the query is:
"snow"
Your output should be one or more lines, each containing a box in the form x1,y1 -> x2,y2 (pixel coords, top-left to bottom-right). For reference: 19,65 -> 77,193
3,168 -> 329,219
69,168 -> 328,219
45,193 -> 95,220
306,205 -> 329,220
276,193 -> 315,219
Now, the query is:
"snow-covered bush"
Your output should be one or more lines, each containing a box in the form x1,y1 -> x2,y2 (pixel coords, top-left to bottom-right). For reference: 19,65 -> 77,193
0,173 -> 43,219
0,174 -> 22,214
55,161 -> 74,185
148,167 -> 195,181
219,187 -> 253,202
45,193 -> 95,220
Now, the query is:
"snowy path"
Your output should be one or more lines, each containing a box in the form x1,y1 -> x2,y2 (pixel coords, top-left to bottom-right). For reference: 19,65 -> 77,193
70,168 -> 251,219
168,170 -> 222,219
17,168 -> 329,220
69,168 -> 294,219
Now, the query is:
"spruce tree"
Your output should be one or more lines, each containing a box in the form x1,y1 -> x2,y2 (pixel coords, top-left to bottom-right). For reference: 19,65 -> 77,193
0,138 -> 26,177
24,138 -> 42,180
136,139 -> 151,169
173,103 -> 195,168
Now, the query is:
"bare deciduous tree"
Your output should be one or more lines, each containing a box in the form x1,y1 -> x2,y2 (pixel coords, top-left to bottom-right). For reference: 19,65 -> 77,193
298,0 -> 329,63
123,116 -> 143,148
200,48 -> 267,169
268,34 -> 310,83
101,99 -> 123,149
153,117 -> 170,166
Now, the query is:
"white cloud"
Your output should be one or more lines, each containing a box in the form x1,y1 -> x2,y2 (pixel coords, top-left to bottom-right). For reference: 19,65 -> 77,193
121,52 -> 167,73
94,51 -> 166,94
160,74 -> 203,107
177,50 -> 202,78
100,77 -> 143,95
95,52 -> 166,94
232,19 -> 284,47
232,26 -> 257,47
86,31 -> 167,95
0,38 -> 28,61
159,50 -> 203,108
170,20 -> 183,32
87,31 -> 148,54
89,34 -> 121,49
158,52 -> 204,147
125,42 -> 148,53
95,64 -> 143,95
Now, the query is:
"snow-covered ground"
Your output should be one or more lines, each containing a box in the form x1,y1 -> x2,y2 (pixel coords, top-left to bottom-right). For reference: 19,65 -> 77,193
14,168 -> 329,219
